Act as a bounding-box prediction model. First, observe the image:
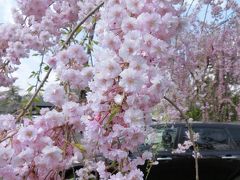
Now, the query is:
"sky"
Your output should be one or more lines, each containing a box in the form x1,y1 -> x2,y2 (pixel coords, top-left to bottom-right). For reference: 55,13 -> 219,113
0,0 -> 15,23
0,0 -> 56,95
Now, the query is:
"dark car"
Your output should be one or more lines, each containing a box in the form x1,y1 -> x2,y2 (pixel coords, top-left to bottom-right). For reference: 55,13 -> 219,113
65,122 -> 240,180
140,122 -> 240,180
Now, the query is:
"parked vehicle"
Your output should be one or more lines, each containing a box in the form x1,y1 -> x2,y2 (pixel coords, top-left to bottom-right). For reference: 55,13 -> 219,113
140,123 -> 240,180
65,122 -> 240,180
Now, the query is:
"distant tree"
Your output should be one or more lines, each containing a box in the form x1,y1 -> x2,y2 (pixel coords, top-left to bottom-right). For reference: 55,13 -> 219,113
0,86 -> 22,114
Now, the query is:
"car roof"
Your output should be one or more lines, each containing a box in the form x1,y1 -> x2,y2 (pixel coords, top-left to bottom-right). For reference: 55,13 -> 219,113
151,121 -> 240,128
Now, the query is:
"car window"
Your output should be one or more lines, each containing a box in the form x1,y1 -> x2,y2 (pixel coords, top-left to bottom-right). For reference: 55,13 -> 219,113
227,126 -> 240,148
144,126 -> 178,154
185,127 -> 233,151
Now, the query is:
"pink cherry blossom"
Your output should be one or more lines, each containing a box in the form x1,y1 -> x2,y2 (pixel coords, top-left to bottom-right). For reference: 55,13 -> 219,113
124,107 -> 145,126
17,125 -> 38,143
0,114 -> 16,132
43,84 -> 66,106
34,145 -> 63,170
119,68 -> 146,92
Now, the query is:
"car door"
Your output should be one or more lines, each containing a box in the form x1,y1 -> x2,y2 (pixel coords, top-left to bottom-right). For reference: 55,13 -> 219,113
142,124 -> 195,180
189,125 -> 240,180
225,125 -> 240,180
168,125 -> 196,180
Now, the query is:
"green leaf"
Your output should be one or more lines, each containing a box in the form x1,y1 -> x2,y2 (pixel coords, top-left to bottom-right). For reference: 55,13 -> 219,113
27,85 -> 34,92
44,65 -> 49,71
33,96 -> 41,103
75,26 -> 83,37
92,40 -> 99,45
109,105 -> 121,122
29,71 -> 37,78
60,30 -> 69,35
59,39 -> 65,46
104,105 -> 121,129
86,43 -> 93,51
73,143 -> 86,153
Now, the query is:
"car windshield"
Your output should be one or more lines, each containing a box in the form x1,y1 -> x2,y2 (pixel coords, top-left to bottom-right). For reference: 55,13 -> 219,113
183,127 -> 234,151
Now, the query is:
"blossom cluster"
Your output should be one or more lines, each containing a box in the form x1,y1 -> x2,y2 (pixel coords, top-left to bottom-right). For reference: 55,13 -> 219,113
172,130 -> 199,154
0,0 -> 100,87
153,0 -> 240,122
79,0 -> 184,178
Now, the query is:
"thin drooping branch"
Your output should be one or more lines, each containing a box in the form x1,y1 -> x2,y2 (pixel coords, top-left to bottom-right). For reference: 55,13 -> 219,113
163,96 -> 187,119
64,2 -> 104,47
201,3 -> 209,33
0,131 -> 18,143
164,96 -> 199,180
185,0 -> 195,16
17,68 -> 52,121
87,21 -> 97,67
16,2 -> 104,121
34,50 -> 45,92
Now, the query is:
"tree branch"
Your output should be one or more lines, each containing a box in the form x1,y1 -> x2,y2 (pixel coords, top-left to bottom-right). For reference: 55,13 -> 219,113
163,96 -> 186,119
163,96 -> 199,180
